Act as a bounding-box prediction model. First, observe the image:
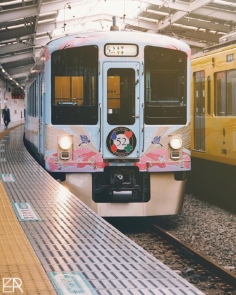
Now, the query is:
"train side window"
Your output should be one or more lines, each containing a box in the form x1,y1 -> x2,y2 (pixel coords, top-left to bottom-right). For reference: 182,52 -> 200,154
28,80 -> 37,117
215,71 -> 226,116
33,82 -> 35,116
51,45 -> 98,125
226,69 -> 236,116
40,78 -> 43,118
35,79 -> 38,117
207,76 -> 211,115
194,71 -> 205,116
144,46 -> 187,125
215,69 -> 236,116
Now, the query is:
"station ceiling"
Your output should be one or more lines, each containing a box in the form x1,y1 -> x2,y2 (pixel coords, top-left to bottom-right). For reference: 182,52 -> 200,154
0,0 -> 236,91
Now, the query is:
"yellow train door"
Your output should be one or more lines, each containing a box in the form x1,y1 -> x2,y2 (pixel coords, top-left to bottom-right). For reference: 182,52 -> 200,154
194,71 -> 205,151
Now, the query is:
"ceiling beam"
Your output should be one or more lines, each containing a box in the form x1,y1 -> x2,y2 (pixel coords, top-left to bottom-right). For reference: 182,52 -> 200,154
34,0 -> 43,32
0,0 -> 98,23
122,17 -> 159,31
9,65 -> 33,76
170,28 -> 221,44
0,16 -> 35,29
194,6 -> 236,23
156,0 -> 213,31
5,59 -> 34,71
15,77 -> 26,83
190,0 -> 213,11
0,35 -> 52,58
177,18 -> 232,33
0,26 -> 35,42
0,42 -> 33,54
0,21 -> 57,43
0,5 -> 38,23
0,52 -> 34,64
146,1 -> 190,12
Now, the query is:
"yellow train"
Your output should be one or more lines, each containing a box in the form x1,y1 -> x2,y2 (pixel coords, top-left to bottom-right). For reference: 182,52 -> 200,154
188,32 -> 236,212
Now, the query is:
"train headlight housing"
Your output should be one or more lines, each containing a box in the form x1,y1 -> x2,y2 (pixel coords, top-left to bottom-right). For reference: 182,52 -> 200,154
170,136 -> 182,150
59,136 -> 72,150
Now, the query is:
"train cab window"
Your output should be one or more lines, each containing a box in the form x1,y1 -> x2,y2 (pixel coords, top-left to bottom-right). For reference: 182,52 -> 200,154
144,46 -> 187,125
215,70 -> 236,116
107,68 -> 135,125
51,46 -> 98,125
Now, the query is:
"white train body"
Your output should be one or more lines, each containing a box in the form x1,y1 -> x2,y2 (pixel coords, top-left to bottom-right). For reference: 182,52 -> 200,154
25,30 -> 191,216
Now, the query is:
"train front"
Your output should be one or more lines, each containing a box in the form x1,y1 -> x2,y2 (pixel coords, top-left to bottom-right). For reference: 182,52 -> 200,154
45,32 -> 191,216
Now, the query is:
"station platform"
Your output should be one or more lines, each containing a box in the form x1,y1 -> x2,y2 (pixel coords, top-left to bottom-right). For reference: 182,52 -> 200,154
0,120 -> 25,132
0,125 -> 204,294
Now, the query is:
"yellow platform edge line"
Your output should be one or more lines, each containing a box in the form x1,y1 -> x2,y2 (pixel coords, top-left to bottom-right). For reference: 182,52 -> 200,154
0,181 -> 57,294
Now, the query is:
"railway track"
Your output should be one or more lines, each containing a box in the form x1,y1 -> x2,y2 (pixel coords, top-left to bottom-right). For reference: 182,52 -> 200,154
152,224 -> 236,292
108,217 -> 236,295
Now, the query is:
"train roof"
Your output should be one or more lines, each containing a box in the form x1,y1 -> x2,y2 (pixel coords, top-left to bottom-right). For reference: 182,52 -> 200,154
192,40 -> 236,60
45,30 -> 190,55
192,30 -> 236,59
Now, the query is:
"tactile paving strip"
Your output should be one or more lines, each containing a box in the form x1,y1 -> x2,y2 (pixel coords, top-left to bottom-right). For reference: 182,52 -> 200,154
0,182 -> 56,294
0,126 -> 204,294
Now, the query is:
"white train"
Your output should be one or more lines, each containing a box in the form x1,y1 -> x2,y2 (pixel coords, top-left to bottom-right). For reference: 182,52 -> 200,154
24,27 -> 191,217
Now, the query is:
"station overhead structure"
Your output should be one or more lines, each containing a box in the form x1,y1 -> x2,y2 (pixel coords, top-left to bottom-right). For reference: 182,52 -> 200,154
0,0 -> 236,92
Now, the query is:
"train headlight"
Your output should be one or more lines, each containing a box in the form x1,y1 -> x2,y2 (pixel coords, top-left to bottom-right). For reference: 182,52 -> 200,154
170,136 -> 182,150
59,136 -> 72,150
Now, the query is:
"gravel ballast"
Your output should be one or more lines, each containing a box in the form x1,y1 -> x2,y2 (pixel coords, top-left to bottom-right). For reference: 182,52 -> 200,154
154,194 -> 236,276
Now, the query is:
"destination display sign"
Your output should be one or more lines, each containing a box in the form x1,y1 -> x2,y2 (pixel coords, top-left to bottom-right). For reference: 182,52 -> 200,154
105,44 -> 138,56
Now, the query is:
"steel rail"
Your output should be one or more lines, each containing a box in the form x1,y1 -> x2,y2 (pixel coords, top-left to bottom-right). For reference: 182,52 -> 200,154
152,224 -> 236,288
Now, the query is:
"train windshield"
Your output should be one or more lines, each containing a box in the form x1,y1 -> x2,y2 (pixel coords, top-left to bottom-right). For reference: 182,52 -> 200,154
51,46 -> 98,125
144,46 -> 187,125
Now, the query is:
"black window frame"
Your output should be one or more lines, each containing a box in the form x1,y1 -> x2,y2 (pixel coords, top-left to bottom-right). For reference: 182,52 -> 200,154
51,45 -> 99,125
144,46 -> 187,125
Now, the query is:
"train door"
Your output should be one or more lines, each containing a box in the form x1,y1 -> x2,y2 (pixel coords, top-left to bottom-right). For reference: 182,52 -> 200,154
102,62 -> 140,159
194,71 -> 205,151
37,76 -> 43,155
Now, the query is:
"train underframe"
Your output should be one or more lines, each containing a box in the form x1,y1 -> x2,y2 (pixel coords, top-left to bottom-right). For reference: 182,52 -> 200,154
62,168 -> 187,217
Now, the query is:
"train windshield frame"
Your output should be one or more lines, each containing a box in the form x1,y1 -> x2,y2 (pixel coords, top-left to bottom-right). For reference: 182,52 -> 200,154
51,45 -> 98,125
144,46 -> 187,125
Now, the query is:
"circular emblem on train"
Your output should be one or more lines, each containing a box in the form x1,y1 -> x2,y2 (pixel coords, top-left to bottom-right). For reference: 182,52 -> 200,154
107,127 -> 136,157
